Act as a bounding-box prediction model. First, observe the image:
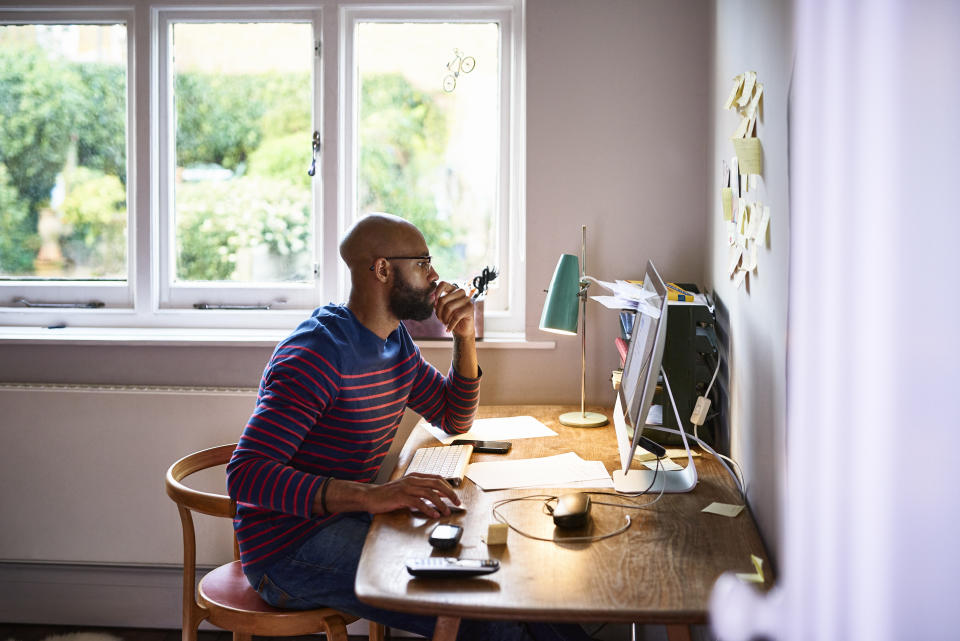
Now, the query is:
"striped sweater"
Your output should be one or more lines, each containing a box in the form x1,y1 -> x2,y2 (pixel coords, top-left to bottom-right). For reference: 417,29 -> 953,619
226,304 -> 479,577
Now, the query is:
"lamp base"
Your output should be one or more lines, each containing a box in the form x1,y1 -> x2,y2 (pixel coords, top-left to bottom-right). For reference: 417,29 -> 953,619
558,411 -> 609,428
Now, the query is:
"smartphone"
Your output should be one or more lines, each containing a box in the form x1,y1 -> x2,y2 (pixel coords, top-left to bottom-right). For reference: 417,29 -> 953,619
451,439 -> 512,454
428,523 -> 463,550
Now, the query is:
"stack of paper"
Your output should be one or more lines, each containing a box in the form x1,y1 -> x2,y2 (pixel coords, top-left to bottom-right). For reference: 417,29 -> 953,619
466,451 -> 613,491
419,415 -> 557,445
589,279 -> 661,317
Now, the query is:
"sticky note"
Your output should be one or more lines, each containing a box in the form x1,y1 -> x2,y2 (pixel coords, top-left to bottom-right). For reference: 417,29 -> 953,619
732,137 -> 763,175
748,174 -> 759,192
723,74 -> 745,110
746,82 -> 764,120
643,458 -> 683,472
721,188 -> 733,221
726,221 -> 737,246
746,243 -> 759,272
733,268 -> 747,289
736,554 -> 765,584
756,206 -> 771,243
483,522 -> 508,546
727,246 -> 743,276
732,115 -> 751,139
737,71 -> 757,108
702,502 -> 745,518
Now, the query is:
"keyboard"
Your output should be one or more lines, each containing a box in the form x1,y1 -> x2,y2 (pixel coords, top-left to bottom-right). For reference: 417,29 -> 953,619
403,444 -> 474,486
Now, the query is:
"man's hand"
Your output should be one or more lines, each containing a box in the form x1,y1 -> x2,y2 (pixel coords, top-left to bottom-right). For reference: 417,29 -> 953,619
434,281 -> 475,339
317,474 -> 460,519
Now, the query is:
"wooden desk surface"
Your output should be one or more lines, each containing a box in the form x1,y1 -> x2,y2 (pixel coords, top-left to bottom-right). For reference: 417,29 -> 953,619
355,405 -> 770,627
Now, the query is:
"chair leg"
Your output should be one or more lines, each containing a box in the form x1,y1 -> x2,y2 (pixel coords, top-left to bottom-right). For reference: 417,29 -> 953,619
368,621 -> 386,641
322,614 -> 349,641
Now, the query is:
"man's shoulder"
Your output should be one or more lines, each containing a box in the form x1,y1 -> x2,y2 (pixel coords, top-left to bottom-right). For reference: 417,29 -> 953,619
275,305 -> 355,361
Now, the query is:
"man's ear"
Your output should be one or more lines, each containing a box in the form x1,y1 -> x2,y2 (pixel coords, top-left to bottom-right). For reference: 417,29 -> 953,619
372,258 -> 390,283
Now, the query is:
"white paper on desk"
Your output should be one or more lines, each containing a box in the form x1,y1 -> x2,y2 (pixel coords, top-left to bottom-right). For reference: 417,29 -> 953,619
466,451 -> 612,491
590,295 -> 637,311
419,415 -> 557,445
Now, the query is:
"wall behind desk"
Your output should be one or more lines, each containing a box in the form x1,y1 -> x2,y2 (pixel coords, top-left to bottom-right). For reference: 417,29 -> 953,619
706,0 -> 794,564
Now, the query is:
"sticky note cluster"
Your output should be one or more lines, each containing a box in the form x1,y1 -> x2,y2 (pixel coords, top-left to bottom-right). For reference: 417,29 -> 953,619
721,70 -> 771,290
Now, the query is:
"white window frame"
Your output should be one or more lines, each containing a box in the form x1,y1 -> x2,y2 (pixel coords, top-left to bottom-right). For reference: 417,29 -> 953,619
0,8 -> 136,312
340,2 -> 525,334
155,8 -> 324,315
0,0 -> 525,335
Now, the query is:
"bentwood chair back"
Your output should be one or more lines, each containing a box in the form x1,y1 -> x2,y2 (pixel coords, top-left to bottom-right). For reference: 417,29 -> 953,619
165,443 -> 384,641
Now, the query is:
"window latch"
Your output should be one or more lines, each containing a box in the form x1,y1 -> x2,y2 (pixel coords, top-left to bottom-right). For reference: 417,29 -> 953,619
307,130 -> 321,177
16,298 -> 105,309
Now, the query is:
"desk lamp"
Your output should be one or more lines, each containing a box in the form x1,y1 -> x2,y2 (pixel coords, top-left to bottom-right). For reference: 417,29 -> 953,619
539,225 -> 609,427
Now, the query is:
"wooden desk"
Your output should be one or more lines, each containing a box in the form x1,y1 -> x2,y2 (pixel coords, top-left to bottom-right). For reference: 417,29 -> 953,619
355,405 -> 771,641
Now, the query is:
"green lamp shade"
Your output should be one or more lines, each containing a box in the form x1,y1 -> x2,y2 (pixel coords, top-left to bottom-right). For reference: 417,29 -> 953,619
539,253 -> 580,335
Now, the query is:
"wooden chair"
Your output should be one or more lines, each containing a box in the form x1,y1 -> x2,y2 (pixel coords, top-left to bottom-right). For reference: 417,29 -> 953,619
165,443 -> 385,641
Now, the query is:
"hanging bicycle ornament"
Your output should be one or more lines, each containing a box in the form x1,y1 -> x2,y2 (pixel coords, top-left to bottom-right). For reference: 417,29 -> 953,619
442,48 -> 476,93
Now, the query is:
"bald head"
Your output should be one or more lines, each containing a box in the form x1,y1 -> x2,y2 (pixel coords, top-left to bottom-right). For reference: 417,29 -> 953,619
339,213 -> 427,273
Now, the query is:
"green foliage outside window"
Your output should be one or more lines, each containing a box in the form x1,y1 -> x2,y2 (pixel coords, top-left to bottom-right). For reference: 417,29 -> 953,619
0,43 -> 458,282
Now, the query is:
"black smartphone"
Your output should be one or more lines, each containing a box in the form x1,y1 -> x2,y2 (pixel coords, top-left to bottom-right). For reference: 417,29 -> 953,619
428,523 -> 463,550
451,439 -> 512,454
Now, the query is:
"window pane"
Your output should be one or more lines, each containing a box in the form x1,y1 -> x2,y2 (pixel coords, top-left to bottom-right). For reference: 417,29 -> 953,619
0,24 -> 128,280
172,22 -> 313,284
357,22 -> 500,289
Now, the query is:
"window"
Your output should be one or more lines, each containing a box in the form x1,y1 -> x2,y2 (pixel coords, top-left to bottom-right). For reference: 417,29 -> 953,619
0,2 -> 524,334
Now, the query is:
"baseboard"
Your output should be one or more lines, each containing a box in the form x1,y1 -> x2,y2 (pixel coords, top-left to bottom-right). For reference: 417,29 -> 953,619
0,562 -> 383,636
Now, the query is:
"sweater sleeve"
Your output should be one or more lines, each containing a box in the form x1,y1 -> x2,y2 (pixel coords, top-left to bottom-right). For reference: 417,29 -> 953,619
226,340 -> 341,518
406,350 -> 481,435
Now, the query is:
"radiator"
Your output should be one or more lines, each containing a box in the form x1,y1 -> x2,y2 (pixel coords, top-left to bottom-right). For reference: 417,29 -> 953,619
0,383 -> 258,567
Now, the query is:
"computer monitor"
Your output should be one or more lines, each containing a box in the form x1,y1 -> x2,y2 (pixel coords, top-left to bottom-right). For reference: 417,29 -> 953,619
611,260 -> 698,494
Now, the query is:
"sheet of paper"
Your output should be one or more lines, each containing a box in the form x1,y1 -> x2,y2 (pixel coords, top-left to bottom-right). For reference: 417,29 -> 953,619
465,451 -> 612,491
703,502 -> 745,518
642,457 -> 684,472
730,157 -> 739,195
747,243 -> 759,272
736,554 -> 765,584
590,295 -> 637,311
726,221 -> 737,246
732,137 -> 763,175
721,187 -> 733,221
723,73 -> 744,110
420,415 -> 557,445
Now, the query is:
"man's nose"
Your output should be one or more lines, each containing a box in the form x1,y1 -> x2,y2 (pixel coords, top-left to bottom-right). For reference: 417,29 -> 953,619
428,264 -> 439,281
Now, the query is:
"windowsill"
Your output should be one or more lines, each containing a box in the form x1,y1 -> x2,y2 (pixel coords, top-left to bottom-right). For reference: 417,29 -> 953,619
0,326 -> 556,349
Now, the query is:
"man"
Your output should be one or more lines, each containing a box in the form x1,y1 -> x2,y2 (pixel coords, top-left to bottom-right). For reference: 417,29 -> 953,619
227,214 -> 590,641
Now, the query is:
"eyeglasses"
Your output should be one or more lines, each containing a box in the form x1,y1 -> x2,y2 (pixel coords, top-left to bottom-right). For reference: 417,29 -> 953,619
369,255 -> 433,271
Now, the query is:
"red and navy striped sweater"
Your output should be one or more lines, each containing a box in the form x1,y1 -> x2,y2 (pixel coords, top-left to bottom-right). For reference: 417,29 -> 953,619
226,304 -> 479,577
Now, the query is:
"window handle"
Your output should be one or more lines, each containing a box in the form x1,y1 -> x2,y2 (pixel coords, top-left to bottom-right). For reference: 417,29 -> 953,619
193,303 -> 274,310
307,130 -> 321,177
16,298 -> 104,309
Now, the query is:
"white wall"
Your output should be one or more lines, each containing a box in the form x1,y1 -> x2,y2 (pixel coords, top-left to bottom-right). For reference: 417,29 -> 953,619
706,0 -> 792,563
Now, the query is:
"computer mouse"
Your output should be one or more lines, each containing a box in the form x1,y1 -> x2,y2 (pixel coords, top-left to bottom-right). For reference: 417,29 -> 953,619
552,492 -> 591,529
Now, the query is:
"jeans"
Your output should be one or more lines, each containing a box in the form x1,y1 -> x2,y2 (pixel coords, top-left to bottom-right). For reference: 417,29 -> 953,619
244,513 -> 593,641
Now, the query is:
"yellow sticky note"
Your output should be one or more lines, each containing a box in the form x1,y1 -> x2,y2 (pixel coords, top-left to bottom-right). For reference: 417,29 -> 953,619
736,554 -> 765,584
702,502 -> 745,518
721,188 -> 733,221
737,71 -> 757,108
732,137 -> 763,175
483,522 -> 508,546
732,115 -> 751,139
723,74 -> 745,110
746,82 -> 764,120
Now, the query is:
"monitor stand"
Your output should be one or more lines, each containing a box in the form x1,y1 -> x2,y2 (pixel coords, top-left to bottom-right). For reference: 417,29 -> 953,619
611,367 -> 698,494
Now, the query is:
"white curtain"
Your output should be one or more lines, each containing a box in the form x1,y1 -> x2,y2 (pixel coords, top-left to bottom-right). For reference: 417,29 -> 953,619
712,1 -> 960,639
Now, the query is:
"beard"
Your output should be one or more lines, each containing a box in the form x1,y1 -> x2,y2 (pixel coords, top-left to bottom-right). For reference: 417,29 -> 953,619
388,271 -> 436,321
